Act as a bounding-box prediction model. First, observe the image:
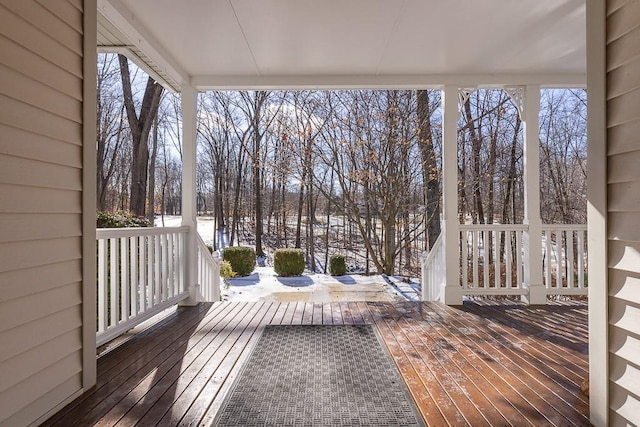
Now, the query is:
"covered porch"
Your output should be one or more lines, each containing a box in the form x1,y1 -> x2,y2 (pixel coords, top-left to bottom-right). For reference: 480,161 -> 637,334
88,2 -> 593,425
46,300 -> 589,426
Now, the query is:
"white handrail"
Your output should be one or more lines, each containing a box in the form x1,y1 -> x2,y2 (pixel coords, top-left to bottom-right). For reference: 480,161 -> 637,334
196,233 -> 221,302
420,233 -> 444,301
96,226 -> 188,239
96,226 -> 188,347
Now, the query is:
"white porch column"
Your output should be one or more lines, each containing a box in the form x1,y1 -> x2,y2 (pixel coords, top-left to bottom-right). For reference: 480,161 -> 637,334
180,83 -> 199,305
441,85 -> 463,305
521,85 -> 545,304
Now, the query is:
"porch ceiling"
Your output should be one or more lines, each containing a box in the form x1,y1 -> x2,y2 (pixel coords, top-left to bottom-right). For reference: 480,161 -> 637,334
97,0 -> 586,91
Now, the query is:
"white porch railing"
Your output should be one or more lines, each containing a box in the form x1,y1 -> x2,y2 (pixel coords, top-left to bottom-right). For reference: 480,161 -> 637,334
421,223 -> 587,303
420,233 -> 445,301
460,224 -> 528,295
542,225 -> 588,295
96,226 -> 188,347
196,233 -> 221,302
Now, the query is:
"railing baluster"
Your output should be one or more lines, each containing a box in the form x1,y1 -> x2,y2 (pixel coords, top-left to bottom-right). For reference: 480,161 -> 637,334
461,230 -> 468,289
130,236 -> 137,317
98,238 -> 108,333
578,230 -> 585,288
145,235 -> 152,309
178,233 -> 185,293
161,232 -> 168,299
139,235 -> 146,312
505,230 -> 512,288
120,237 -> 129,321
167,232 -> 174,298
154,233 -> 161,304
493,230 -> 499,288
544,230 -> 551,288
482,230 -> 489,289
567,230 -> 574,288
515,229 -> 522,289
109,237 -> 119,328
555,231 -> 562,288
472,231 -> 479,288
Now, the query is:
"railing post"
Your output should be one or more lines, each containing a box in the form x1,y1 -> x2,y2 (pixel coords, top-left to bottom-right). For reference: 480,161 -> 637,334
441,85 -> 463,305
521,85 -> 546,304
180,83 -> 199,306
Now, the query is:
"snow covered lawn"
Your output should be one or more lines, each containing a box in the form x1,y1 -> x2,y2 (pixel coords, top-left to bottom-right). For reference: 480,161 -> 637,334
154,215 -> 421,303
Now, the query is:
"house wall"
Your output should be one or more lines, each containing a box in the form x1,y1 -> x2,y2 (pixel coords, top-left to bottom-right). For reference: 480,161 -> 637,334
0,0 -> 95,425
606,0 -> 640,425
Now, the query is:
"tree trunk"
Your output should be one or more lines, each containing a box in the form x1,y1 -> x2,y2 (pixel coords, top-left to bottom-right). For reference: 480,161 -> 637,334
416,90 -> 441,250
464,96 -> 485,224
118,54 -> 163,217
147,115 -> 159,223
253,92 -> 265,256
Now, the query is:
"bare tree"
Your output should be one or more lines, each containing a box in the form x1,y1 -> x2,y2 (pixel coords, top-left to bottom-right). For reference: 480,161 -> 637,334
118,54 -> 163,217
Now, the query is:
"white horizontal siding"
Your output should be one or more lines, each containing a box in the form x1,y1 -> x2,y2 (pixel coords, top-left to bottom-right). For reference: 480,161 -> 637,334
608,151 -> 640,184
608,118 -> 640,155
608,212 -> 640,241
0,237 -> 82,277
0,306 -> 82,364
0,124 -> 82,168
0,4 -> 82,77
0,63 -> 83,121
0,260 -> 82,303
607,53 -> 640,100
607,186 -> 640,213
607,86 -> 640,127
0,94 -> 82,145
2,375 -> 82,427
0,183 -> 81,214
607,23 -> 640,73
607,1 -> 640,425
610,382 -> 640,427
0,282 -> 83,334
0,154 -> 82,190
609,269 -> 640,306
0,35 -> 82,101
0,0 -> 86,424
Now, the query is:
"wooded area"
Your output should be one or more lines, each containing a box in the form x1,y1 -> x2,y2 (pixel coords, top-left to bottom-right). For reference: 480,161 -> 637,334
96,54 -> 587,276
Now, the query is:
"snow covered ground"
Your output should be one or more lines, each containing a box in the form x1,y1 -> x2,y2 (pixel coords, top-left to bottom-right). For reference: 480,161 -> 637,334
154,215 -> 422,303
221,266 -> 413,303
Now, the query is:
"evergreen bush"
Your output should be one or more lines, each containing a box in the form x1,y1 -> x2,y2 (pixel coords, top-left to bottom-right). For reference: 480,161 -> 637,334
222,246 -> 256,277
273,248 -> 305,276
97,211 -> 151,228
329,254 -> 347,276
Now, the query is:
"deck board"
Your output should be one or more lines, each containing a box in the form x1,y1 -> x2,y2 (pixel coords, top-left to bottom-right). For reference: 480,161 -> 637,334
44,300 -> 589,427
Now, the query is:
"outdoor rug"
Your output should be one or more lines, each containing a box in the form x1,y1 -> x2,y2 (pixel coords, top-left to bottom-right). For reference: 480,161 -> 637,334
214,324 -> 424,426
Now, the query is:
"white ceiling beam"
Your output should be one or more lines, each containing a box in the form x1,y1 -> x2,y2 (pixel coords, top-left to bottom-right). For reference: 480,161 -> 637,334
98,0 -> 190,87
191,73 -> 587,91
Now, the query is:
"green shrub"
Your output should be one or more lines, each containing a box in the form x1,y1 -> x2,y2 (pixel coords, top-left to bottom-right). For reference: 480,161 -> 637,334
273,248 -> 305,276
329,254 -> 347,276
223,246 -> 256,277
97,211 -> 151,228
220,260 -> 236,279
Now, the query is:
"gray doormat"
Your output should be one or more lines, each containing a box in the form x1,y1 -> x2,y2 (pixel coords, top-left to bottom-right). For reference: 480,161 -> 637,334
215,325 -> 424,426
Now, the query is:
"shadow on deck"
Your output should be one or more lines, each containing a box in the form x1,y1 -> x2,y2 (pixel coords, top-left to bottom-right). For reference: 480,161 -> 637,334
44,299 -> 589,426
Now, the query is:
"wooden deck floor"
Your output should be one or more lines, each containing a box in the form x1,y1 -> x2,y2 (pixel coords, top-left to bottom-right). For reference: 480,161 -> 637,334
44,300 -> 589,426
